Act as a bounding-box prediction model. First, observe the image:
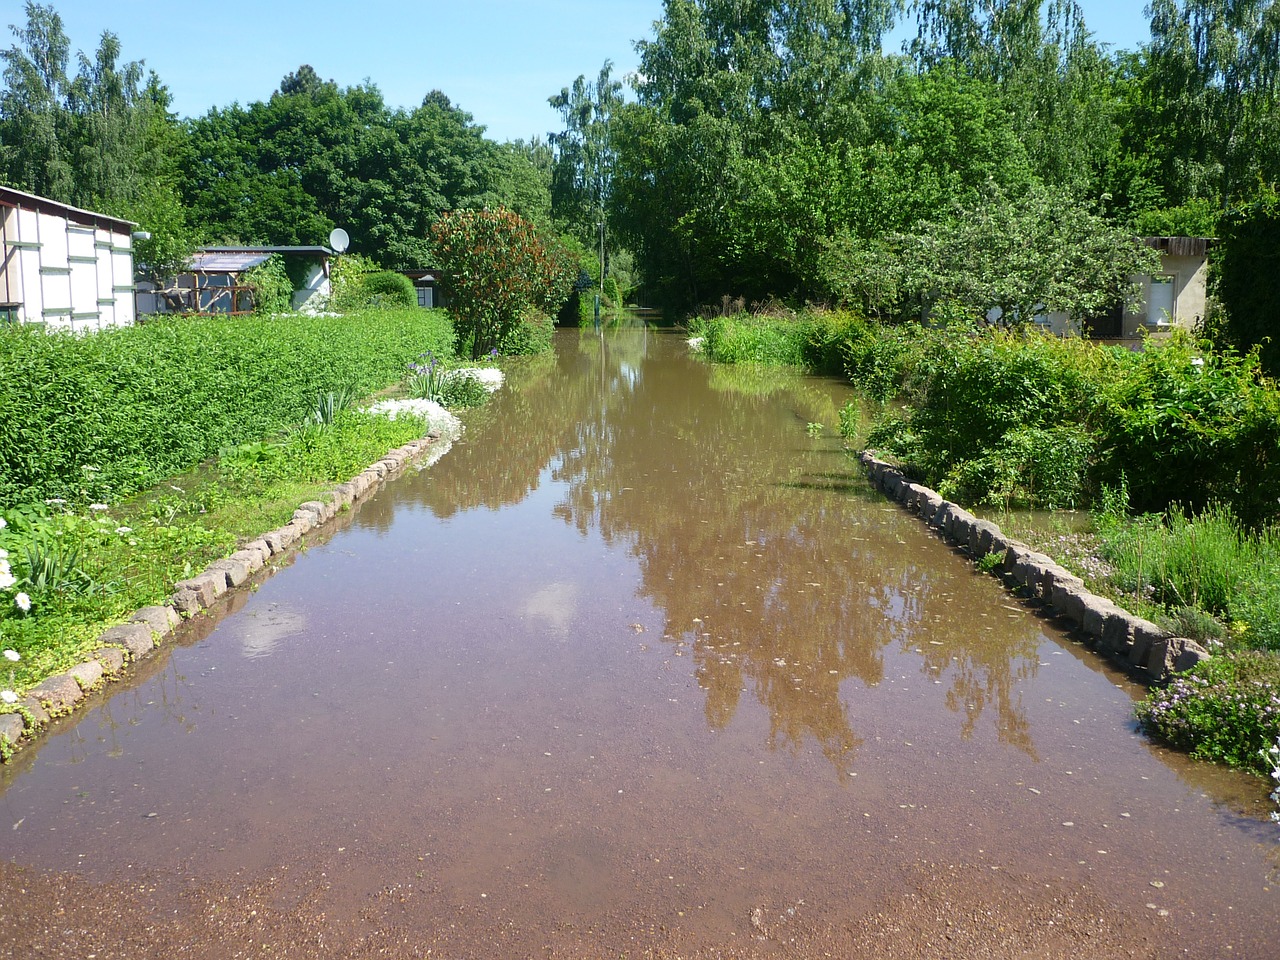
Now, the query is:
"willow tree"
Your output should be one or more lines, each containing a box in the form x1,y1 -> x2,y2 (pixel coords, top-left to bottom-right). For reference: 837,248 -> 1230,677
1138,0 -> 1280,206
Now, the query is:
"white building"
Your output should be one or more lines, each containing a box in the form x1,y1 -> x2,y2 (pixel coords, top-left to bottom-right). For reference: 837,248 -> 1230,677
0,185 -> 136,330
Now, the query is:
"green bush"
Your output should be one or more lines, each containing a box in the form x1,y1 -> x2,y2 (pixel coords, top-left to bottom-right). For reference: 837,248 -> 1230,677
498,308 -> 555,357
1136,651 -> 1280,774
430,208 -> 575,358
0,308 -> 455,509
361,271 -> 417,309
692,312 -> 810,366
1090,336 -> 1280,525
243,254 -> 294,315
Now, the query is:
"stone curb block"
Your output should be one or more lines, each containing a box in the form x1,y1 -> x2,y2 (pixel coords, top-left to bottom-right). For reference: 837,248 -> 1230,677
31,674 -> 82,711
19,697 -> 49,726
1146,637 -> 1211,682
95,647 -> 126,675
244,537 -> 272,560
100,622 -> 154,659
0,713 -> 22,745
131,605 -> 181,638
230,548 -> 267,572
67,660 -> 104,690
290,510 -> 316,534
856,450 -> 1201,684
208,558 -> 252,588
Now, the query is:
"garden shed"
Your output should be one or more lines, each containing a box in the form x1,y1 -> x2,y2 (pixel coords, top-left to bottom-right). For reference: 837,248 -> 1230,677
136,245 -> 332,315
0,185 -> 136,329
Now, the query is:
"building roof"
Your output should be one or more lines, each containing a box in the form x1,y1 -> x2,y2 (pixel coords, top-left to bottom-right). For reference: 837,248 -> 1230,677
0,184 -> 136,234
1143,236 -> 1214,257
189,251 -> 273,273
200,245 -> 333,256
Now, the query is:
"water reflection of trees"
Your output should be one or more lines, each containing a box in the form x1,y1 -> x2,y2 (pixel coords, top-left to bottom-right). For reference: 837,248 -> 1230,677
418,329 -> 1043,771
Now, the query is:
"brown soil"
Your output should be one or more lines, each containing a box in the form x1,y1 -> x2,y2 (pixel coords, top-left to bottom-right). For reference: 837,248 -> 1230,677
0,859 -> 1177,960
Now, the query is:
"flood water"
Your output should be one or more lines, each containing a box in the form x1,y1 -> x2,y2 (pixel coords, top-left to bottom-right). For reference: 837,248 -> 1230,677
1,326 -> 1277,959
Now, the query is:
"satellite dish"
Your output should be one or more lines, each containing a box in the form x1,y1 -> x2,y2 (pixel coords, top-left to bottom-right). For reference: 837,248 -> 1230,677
329,227 -> 350,253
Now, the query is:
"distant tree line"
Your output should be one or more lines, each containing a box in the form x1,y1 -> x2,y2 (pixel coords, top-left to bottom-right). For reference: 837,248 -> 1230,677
0,2 -> 553,278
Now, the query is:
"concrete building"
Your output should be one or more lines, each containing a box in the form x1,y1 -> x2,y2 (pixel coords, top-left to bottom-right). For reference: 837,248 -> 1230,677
0,185 -> 136,329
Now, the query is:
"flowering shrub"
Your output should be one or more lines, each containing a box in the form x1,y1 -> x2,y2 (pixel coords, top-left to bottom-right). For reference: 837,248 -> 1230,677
1136,652 -> 1280,774
1265,739 -> 1280,824
430,208 -> 576,358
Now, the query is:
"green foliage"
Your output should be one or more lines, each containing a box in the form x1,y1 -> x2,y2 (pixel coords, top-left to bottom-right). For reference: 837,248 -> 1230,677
1089,335 -> 1280,525
1213,183 -> 1280,375
1136,651 -> 1280,774
499,308 -> 556,357
430,208 -> 574,358
328,254 -> 379,311
310,384 -> 359,425
360,271 -> 417,309
1097,503 -> 1259,616
692,312 -> 810,367
242,254 -> 294,314
1131,198 -> 1220,238
179,77 -> 549,267
0,3 -> 185,215
821,183 -> 1161,324
0,307 -> 455,509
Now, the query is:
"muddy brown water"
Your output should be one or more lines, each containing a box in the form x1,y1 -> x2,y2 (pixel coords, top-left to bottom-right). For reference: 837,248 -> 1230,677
1,327 -> 1277,959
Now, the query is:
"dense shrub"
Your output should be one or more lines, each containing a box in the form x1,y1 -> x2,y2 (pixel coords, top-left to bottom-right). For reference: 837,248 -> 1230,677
360,271 -> 417,309
243,254 -> 294,315
1089,337 -> 1280,525
0,307 -> 455,508
430,208 -> 576,358
692,312 -> 810,366
499,308 -> 555,356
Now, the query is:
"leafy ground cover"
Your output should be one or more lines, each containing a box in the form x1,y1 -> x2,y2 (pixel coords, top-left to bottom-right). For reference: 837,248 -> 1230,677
0,307 -> 517,721
0,307 -> 456,510
692,307 -> 1280,782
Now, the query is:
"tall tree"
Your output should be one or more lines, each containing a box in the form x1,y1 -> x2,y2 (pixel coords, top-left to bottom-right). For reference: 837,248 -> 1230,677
548,60 -> 623,250
1138,0 -> 1280,207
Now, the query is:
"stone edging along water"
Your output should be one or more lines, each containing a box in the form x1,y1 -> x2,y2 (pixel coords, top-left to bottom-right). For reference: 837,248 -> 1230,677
0,431 -> 446,761
857,450 -> 1212,685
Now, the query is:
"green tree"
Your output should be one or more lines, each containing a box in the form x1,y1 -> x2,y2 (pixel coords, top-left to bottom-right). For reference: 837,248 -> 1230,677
822,182 -> 1160,324
1213,182 -> 1280,373
1136,0 -> 1280,207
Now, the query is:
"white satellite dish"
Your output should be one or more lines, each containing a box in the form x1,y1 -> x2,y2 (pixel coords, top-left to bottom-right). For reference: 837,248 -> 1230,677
329,227 -> 350,253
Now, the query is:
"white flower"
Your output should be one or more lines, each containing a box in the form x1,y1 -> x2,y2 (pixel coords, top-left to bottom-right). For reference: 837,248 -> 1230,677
450,367 -> 505,392
0,690 -> 17,704
0,570 -> 15,591
116,526 -> 132,534
90,503 -> 109,512
2,649 -> 19,662
44,498 -> 66,505
0,515 -> 6,529
0,548 -> 8,559
14,592 -> 30,613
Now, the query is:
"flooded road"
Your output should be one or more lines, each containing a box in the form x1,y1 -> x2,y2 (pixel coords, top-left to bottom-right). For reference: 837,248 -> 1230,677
1,327 -> 1277,959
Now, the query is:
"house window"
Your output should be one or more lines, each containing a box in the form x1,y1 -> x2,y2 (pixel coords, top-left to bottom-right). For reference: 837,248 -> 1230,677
1147,275 -> 1175,327
417,285 -> 433,309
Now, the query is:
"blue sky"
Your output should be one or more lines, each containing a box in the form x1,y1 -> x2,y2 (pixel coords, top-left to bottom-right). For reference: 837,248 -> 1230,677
19,1 -> 1153,144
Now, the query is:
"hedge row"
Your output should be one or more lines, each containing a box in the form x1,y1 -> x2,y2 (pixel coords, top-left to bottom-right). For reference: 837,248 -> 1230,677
0,307 -> 455,508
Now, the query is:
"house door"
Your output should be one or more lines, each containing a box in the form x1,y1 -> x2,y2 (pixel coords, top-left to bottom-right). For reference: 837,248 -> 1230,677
1147,275 -> 1175,326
